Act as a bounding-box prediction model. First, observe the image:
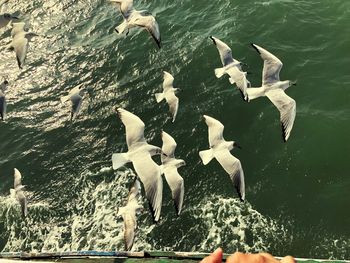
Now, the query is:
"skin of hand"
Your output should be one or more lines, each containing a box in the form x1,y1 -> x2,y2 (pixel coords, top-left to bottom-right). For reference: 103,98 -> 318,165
200,248 -> 296,263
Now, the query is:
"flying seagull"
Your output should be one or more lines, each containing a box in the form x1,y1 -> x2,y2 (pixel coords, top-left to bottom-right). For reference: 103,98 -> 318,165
112,108 -> 163,222
0,80 -> 8,121
13,168 -> 28,218
247,44 -> 296,142
8,22 -> 38,69
199,115 -> 245,201
115,10 -> 161,49
160,131 -> 185,215
117,178 -> 143,251
155,71 -> 179,122
0,13 -> 19,29
60,85 -> 86,121
210,36 -> 250,101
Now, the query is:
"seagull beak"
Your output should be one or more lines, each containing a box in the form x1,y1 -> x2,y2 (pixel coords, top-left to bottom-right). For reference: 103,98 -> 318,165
234,142 -> 242,149
209,36 -> 216,45
161,151 -> 168,157
292,80 -> 297,86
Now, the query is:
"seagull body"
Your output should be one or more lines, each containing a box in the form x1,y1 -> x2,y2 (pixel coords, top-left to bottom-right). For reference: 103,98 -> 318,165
13,168 -> 28,218
118,179 -> 143,251
0,80 -> 8,120
210,36 -> 250,101
61,86 -> 86,121
8,23 -> 38,69
110,0 -> 134,19
160,131 -> 185,215
112,108 -> 163,222
247,44 -> 296,142
155,71 -> 179,122
115,10 -> 161,49
199,115 -> 245,201
0,13 -> 19,29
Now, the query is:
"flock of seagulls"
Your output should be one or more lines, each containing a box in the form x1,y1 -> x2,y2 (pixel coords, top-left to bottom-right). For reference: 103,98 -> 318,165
0,0 -> 298,251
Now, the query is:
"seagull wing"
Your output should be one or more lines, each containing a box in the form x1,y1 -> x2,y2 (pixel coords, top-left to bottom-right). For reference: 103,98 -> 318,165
215,149 -> 245,201
163,71 -> 174,92
203,115 -> 225,147
16,190 -> 28,217
251,44 -> 283,85
132,15 -> 161,49
161,131 -> 177,160
132,152 -> 162,222
13,37 -> 28,69
122,212 -> 136,251
14,168 -> 22,189
210,36 -> 234,66
266,89 -> 296,142
116,108 -> 146,149
226,66 -> 249,100
165,91 -> 179,123
163,166 -> 184,215
127,179 -> 141,204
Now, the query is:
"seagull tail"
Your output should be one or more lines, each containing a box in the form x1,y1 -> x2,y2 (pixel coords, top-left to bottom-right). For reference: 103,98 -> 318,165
60,95 -> 70,104
115,20 -> 128,34
155,93 -> 165,103
199,149 -> 214,165
112,153 -> 130,170
214,67 -> 226,78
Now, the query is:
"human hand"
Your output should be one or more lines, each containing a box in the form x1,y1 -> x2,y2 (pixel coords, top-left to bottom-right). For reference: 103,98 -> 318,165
200,248 -> 296,263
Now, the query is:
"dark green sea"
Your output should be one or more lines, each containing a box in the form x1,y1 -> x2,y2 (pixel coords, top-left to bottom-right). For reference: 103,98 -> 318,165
0,0 -> 350,259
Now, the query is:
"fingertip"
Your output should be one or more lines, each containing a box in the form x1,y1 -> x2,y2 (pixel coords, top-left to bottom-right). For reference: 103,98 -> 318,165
281,256 -> 296,263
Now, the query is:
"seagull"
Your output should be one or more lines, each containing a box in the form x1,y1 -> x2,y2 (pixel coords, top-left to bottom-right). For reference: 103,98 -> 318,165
117,178 -> 143,251
155,71 -> 179,122
247,44 -> 296,142
110,0 -> 134,19
13,168 -> 28,218
199,115 -> 245,201
0,13 -> 19,29
160,131 -> 185,215
0,80 -> 8,121
210,36 -> 250,101
8,23 -> 38,69
115,10 -> 161,49
60,85 -> 86,121
112,108 -> 163,222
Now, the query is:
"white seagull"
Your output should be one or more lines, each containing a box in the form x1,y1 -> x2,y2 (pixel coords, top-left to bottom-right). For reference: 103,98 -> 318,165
210,36 -> 250,101
115,10 -> 161,49
160,131 -> 185,215
117,178 -> 143,251
155,71 -> 179,122
199,115 -> 245,201
0,13 -> 19,29
8,22 -> 38,69
0,80 -> 8,121
12,168 -> 28,218
112,108 -> 163,222
60,85 -> 86,121
247,44 -> 296,142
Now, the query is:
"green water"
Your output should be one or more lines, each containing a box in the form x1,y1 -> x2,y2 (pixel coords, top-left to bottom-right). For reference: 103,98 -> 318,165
0,0 -> 350,259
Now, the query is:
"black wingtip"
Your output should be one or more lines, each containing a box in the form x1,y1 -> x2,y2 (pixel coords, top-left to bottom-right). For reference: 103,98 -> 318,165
209,36 -> 216,45
251,43 -> 260,54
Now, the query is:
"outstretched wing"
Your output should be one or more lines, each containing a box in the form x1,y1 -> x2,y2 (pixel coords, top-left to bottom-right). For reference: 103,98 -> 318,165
203,115 -> 225,147
163,166 -> 184,215
210,36 -> 234,66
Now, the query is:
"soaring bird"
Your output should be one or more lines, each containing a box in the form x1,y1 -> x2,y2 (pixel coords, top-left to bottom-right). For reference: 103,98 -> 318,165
160,131 -> 185,215
210,36 -> 250,101
0,80 -> 8,120
199,115 -> 245,201
60,85 -> 86,121
112,108 -> 163,222
115,9 -> 161,49
13,168 -> 28,218
247,44 -> 296,142
155,71 -> 179,122
8,22 -> 38,69
117,179 -> 143,251
0,13 -> 19,29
